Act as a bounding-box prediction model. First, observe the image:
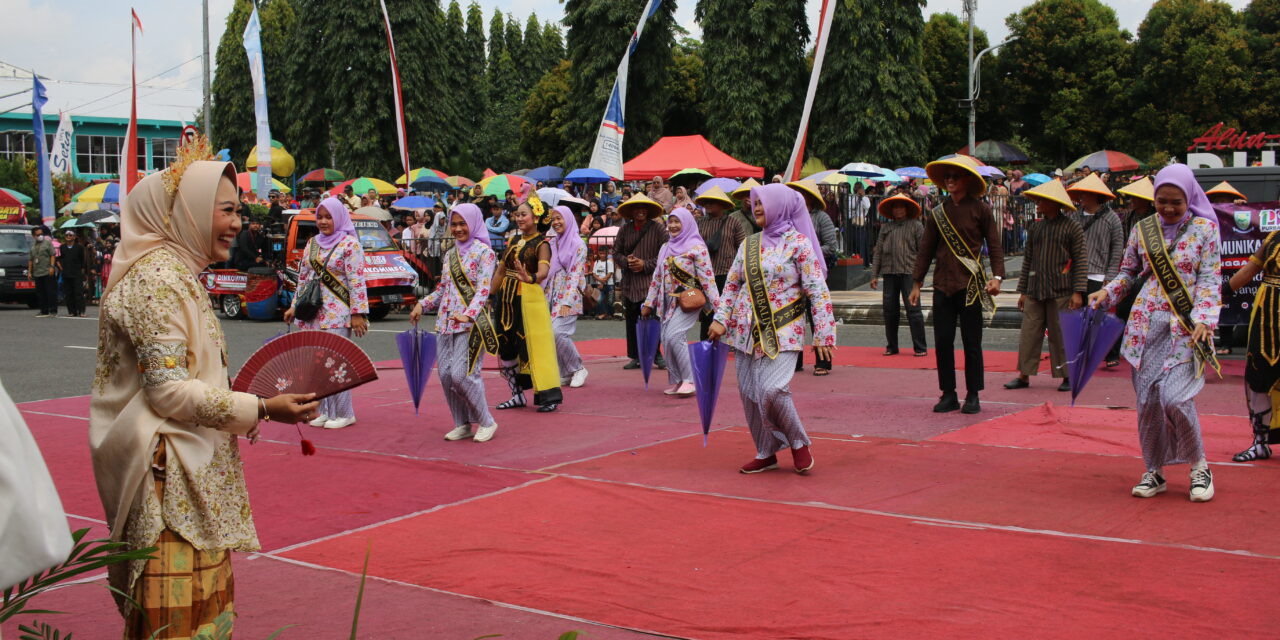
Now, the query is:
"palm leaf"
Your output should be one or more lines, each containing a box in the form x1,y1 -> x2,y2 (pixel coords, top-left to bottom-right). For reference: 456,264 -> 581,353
1,528 -> 156,622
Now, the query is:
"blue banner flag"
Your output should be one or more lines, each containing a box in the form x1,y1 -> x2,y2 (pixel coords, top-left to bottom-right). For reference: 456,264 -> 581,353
32,75 -> 52,226
587,0 -> 663,180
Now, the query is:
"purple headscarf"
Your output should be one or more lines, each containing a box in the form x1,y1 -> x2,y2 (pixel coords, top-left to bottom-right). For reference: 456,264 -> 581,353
546,205 -> 583,283
451,203 -> 490,255
750,183 -> 827,276
314,197 -> 356,251
656,207 -> 706,264
1153,164 -> 1215,242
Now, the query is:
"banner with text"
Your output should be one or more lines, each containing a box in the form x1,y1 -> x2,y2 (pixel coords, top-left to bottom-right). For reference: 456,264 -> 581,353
1215,201 -> 1280,325
587,0 -> 663,180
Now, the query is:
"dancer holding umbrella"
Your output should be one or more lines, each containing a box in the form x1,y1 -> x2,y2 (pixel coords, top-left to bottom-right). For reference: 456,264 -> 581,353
642,207 -> 720,396
546,205 -> 590,388
708,184 -> 835,474
410,203 -> 500,442
1088,164 -> 1222,502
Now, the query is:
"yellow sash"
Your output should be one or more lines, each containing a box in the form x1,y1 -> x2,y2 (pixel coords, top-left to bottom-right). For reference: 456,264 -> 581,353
449,249 -> 499,374
1136,215 -> 1221,378
744,233 -> 805,358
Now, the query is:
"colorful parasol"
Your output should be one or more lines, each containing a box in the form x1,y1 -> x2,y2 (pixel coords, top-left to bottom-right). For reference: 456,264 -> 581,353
695,177 -> 742,196
396,328 -> 437,415
1065,150 -> 1142,173
1023,173 -> 1052,186
637,317 -> 662,389
1060,307 -> 1126,406
245,139 -> 296,176
447,175 -> 476,189
838,162 -> 884,177
669,167 -> 713,185
481,168 -> 498,179
300,168 -> 346,183
478,173 -> 530,197
390,195 -> 436,210
70,182 -> 120,203
327,177 -> 396,197
977,166 -> 1005,178
688,340 -> 731,446
589,226 -> 618,248
894,166 -> 929,179
236,172 -> 290,194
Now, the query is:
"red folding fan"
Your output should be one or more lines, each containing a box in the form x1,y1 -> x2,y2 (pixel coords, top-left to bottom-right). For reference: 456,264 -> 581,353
232,330 -> 377,400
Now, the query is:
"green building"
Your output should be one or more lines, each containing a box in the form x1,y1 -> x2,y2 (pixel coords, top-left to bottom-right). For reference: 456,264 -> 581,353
0,112 -> 185,181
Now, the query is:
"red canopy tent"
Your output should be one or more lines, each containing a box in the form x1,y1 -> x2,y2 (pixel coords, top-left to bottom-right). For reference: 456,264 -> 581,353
622,135 -> 765,180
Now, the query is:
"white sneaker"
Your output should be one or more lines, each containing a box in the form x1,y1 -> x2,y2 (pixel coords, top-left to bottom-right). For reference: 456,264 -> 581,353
444,425 -> 472,441
323,416 -> 356,430
473,423 -> 498,442
570,368 -> 589,388
308,414 -> 330,427
1189,467 -> 1214,502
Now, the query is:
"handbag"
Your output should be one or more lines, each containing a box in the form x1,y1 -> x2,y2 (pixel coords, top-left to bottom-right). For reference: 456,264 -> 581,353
294,242 -> 341,322
676,288 -> 707,312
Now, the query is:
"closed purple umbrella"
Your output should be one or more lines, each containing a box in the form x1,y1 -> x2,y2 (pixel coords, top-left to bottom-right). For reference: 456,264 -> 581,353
1059,307 -> 1125,406
688,340 -> 731,446
637,317 -> 662,389
396,327 -> 438,414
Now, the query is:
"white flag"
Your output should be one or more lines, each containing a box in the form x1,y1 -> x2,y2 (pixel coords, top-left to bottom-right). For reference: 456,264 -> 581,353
587,0 -> 663,180
49,112 -> 74,177
243,7 -> 272,201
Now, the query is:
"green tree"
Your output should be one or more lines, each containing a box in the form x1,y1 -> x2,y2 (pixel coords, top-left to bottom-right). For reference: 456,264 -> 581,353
505,15 -> 525,78
1244,0 -> 1280,131
281,0 -> 330,172
522,14 -> 545,79
1127,1 -> 1251,158
663,37 -> 705,137
542,22 -> 566,64
461,3 -> 488,140
995,0 -> 1133,165
477,49 -> 525,169
921,13 -> 1008,158
696,0 -> 808,172
210,0 -> 254,166
809,0 -> 934,168
563,0 -> 677,168
521,60 -> 574,166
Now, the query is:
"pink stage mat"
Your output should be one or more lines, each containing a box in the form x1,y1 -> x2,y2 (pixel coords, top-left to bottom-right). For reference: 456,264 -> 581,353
1,552 -> 655,640
931,402 -> 1251,462
281,476 -> 1277,640
556,430 -> 1280,556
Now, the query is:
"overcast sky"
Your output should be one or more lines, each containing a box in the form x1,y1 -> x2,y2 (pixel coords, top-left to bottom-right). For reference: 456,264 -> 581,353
0,0 -> 1253,121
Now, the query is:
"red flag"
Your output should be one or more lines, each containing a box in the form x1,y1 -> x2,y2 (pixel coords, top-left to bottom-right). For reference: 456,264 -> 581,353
379,0 -> 410,188
122,8 -> 144,196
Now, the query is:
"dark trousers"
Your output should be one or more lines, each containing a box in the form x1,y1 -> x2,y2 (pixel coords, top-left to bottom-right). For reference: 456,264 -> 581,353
1086,279 -> 1121,361
624,297 -> 661,361
62,275 -> 84,316
699,274 -> 729,340
932,288 -> 985,395
35,274 -> 57,315
882,274 -> 927,353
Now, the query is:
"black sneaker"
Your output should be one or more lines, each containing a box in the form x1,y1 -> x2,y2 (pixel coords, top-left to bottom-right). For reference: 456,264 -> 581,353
1003,377 -> 1029,390
1057,380 -> 1071,392
1189,467 -> 1214,502
623,359 -> 640,370
933,393 -> 960,413
961,393 -> 981,414
1131,471 -> 1167,498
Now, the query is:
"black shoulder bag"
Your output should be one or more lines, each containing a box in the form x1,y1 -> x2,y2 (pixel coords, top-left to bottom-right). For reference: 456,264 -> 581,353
294,241 -> 343,322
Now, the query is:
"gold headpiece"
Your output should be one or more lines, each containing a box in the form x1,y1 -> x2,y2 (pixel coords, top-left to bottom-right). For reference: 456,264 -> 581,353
162,132 -> 217,197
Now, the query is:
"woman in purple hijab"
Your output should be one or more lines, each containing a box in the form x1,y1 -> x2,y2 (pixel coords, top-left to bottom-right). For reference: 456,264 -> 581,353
641,207 -> 720,396
411,203 -> 501,442
284,197 -> 370,430
546,206 -> 591,388
1089,164 -> 1222,502
707,184 -> 836,474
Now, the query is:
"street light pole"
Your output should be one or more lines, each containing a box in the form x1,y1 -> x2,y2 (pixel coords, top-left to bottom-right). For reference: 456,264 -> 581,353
965,0 -> 976,154
968,32 -> 1018,155
202,0 -> 212,140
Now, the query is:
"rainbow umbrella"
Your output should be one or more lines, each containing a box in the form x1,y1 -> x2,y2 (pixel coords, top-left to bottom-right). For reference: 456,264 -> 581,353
0,188 -> 31,204
1065,150 -> 1142,173
300,168 -> 346,183
395,168 -> 449,185
71,182 -> 121,203
328,177 -> 397,197
446,175 -> 476,189
478,173 -> 530,197
235,172 -> 290,193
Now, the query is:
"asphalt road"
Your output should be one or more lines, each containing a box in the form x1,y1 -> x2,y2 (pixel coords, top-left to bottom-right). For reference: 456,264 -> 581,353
0,302 -> 1025,404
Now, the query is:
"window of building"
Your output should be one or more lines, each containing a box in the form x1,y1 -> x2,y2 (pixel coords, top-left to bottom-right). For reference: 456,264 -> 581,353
150,138 -> 179,170
0,131 -> 54,161
76,135 -> 121,175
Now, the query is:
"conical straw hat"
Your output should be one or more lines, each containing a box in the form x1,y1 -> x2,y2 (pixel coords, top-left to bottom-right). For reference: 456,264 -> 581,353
1065,173 -> 1115,201
1023,178 -> 1076,211
1205,180 -> 1246,201
730,178 -> 762,201
785,179 -> 826,208
618,193 -> 664,219
924,154 -> 987,196
1116,176 -> 1153,202
694,185 -> 734,207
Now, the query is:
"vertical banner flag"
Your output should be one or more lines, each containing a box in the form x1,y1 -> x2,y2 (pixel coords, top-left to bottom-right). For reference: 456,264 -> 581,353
588,0 -> 663,180
50,112 -> 74,178
122,9 -> 144,203
32,76 -> 53,226
243,7 -> 272,201
784,0 -> 835,181
379,0 -> 411,188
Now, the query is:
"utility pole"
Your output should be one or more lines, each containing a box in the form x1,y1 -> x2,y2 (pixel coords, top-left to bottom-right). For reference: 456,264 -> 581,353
965,0 -> 977,154
202,0 -> 212,140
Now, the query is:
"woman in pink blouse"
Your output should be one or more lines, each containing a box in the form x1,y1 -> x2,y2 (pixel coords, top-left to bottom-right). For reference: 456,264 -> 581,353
642,207 -> 719,396
1088,164 -> 1221,502
547,206 -> 590,388
709,184 -> 835,474
410,203 -> 499,442
284,198 -> 370,430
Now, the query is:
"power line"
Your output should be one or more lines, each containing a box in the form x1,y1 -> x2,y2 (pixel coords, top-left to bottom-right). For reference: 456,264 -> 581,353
62,55 -> 203,114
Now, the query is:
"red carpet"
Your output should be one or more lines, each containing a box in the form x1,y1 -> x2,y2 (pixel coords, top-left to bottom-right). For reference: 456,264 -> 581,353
556,430 -> 1280,557
282,476 -> 1276,640
932,402 -> 1250,462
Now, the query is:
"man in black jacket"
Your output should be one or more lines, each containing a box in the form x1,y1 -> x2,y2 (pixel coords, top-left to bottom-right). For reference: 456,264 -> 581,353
57,230 -> 87,317
233,218 -> 267,271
